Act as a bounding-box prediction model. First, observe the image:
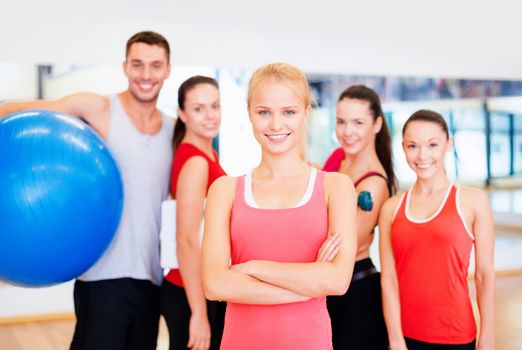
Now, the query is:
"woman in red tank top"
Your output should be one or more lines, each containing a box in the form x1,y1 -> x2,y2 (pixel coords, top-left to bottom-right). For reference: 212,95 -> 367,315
201,63 -> 358,350
160,76 -> 226,350
379,110 -> 495,350
323,85 -> 396,349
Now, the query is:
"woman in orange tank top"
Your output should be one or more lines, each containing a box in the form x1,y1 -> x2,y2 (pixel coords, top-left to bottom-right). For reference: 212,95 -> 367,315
201,63 -> 358,350
379,110 -> 495,350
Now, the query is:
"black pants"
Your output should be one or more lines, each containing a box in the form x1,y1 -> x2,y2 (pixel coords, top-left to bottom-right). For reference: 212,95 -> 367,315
327,258 -> 389,349
160,280 -> 226,350
405,337 -> 476,349
70,278 -> 160,350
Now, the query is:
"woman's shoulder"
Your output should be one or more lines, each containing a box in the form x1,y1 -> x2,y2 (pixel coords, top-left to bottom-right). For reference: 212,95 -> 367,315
354,170 -> 389,192
210,175 -> 237,189
381,191 -> 407,216
456,184 -> 490,208
457,183 -> 487,196
323,171 -> 356,198
324,170 -> 353,187
207,175 -> 237,202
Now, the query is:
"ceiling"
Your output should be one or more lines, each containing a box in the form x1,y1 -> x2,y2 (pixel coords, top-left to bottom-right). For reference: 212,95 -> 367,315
2,0 -> 521,80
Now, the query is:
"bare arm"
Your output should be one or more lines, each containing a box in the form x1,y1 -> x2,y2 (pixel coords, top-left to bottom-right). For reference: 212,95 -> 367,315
175,156 -> 211,349
379,195 -> 408,350
231,172 -> 357,297
354,177 -> 389,258
0,92 -> 109,137
465,188 -> 495,349
202,176 -> 311,304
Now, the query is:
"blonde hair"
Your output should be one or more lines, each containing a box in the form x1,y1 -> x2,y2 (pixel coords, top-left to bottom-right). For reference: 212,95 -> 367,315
247,63 -> 312,109
247,63 -> 311,160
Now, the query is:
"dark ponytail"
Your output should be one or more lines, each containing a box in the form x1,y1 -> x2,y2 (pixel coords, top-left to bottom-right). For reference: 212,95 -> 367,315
375,119 -> 397,195
172,75 -> 219,151
172,119 -> 187,152
338,85 -> 398,195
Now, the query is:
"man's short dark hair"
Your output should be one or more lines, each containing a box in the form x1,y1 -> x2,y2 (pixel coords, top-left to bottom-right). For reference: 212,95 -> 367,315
126,31 -> 170,62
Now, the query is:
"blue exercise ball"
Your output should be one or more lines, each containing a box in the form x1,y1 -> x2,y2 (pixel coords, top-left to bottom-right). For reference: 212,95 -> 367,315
0,110 -> 123,286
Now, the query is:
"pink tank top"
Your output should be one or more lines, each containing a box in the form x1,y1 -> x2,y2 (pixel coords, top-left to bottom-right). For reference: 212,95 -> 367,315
220,169 -> 332,350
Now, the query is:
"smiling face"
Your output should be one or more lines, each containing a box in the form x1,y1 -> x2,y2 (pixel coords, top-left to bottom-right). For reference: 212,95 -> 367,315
335,98 -> 382,156
179,83 -> 221,140
248,78 -> 310,157
402,120 -> 452,180
123,42 -> 171,103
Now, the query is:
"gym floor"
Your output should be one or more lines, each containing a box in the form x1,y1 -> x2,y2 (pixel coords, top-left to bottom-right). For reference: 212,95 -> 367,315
0,273 -> 521,349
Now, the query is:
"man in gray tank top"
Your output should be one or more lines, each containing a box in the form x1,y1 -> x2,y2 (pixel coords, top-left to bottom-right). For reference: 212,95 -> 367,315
0,31 -> 174,350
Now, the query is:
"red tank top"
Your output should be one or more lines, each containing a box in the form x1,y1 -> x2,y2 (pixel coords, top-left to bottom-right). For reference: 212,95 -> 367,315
165,143 -> 226,287
322,147 -> 345,172
391,184 -> 476,344
220,170 -> 332,350
322,147 -> 386,187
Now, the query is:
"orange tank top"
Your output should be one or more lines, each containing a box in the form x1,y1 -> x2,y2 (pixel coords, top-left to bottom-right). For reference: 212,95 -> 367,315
391,184 -> 476,344
220,169 -> 332,350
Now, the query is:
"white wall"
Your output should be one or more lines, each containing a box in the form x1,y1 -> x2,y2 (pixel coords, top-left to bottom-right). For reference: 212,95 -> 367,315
0,63 -> 38,101
2,0 -> 522,79
0,282 -> 74,318
218,69 -> 261,175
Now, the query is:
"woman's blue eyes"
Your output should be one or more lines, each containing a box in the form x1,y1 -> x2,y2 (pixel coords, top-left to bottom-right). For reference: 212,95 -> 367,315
258,111 -> 296,117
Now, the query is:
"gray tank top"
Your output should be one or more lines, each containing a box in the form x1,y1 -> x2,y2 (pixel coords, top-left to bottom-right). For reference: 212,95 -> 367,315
79,95 -> 174,285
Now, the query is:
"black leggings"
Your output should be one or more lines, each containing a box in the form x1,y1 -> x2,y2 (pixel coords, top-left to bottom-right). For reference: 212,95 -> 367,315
160,280 -> 226,350
405,337 -> 476,350
327,258 -> 388,349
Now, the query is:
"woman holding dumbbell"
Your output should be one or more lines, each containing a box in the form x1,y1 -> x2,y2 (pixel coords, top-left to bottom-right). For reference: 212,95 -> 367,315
323,85 -> 396,349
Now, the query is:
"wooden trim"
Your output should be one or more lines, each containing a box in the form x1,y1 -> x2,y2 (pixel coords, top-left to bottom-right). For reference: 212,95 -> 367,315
495,268 -> 522,277
0,312 -> 75,325
468,268 -> 522,281
495,224 -> 522,233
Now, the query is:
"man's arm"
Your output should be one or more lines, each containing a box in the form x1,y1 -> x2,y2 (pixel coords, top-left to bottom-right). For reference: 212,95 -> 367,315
0,92 -> 110,138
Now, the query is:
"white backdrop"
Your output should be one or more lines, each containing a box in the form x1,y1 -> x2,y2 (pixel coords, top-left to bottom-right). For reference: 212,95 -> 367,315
2,0 -> 522,79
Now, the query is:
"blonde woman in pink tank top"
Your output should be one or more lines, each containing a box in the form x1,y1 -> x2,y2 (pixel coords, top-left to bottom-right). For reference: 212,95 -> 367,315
202,63 -> 358,350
